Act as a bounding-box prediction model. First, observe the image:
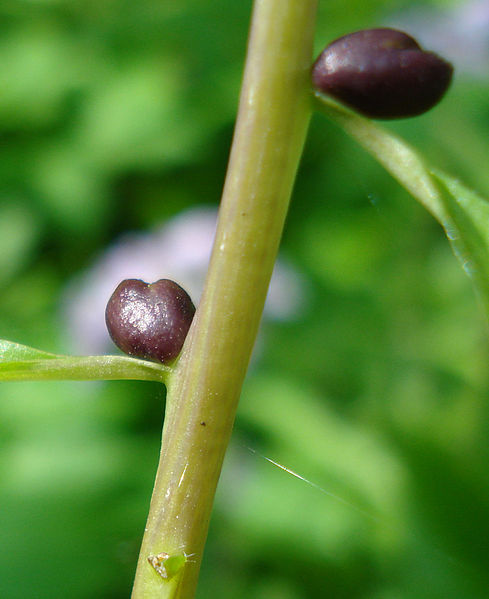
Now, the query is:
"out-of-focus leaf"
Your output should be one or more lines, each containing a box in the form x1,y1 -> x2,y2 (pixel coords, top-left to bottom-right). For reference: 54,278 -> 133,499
77,60 -> 195,171
0,25 -> 84,128
0,339 -> 168,383
314,92 -> 489,319
0,202 -> 40,285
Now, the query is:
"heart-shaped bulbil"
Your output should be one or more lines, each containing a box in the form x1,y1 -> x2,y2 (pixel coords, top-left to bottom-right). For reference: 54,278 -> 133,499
312,28 -> 453,119
105,279 -> 196,364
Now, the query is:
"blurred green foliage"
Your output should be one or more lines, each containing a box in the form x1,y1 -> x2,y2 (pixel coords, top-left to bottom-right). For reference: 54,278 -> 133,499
2,1 -> 489,597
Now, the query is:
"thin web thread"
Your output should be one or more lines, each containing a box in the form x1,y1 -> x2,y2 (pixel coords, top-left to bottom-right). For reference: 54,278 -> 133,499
246,445 -> 465,574
246,446 -> 380,523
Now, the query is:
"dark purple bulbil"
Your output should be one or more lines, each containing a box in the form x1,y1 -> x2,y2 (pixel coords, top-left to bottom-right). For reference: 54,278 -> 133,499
312,28 -> 453,119
105,279 -> 196,364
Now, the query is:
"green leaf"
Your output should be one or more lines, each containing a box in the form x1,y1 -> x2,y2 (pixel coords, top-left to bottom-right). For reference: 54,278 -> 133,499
313,93 -> 449,223
314,92 -> 489,316
432,170 -> 489,315
0,339 -> 60,361
0,339 -> 169,383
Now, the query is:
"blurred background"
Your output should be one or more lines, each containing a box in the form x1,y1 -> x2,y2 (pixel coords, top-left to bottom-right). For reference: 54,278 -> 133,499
1,0 -> 489,597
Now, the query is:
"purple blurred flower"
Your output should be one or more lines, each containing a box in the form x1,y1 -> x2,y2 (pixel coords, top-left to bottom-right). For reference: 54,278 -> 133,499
388,0 -> 489,79
62,206 -> 307,355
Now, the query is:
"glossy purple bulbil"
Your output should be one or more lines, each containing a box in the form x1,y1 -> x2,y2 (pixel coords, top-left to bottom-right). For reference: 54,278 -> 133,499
312,28 -> 453,119
105,279 -> 195,364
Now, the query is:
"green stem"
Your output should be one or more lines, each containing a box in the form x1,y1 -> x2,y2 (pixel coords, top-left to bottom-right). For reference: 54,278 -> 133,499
131,1 -> 317,597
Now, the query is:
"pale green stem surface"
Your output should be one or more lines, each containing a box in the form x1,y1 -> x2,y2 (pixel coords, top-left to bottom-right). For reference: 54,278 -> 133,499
131,1 -> 318,598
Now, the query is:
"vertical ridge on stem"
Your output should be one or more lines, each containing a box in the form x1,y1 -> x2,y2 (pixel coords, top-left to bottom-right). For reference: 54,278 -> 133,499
132,2 -> 318,597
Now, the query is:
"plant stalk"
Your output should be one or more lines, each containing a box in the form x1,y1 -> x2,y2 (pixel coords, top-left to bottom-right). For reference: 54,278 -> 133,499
131,1 -> 318,597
